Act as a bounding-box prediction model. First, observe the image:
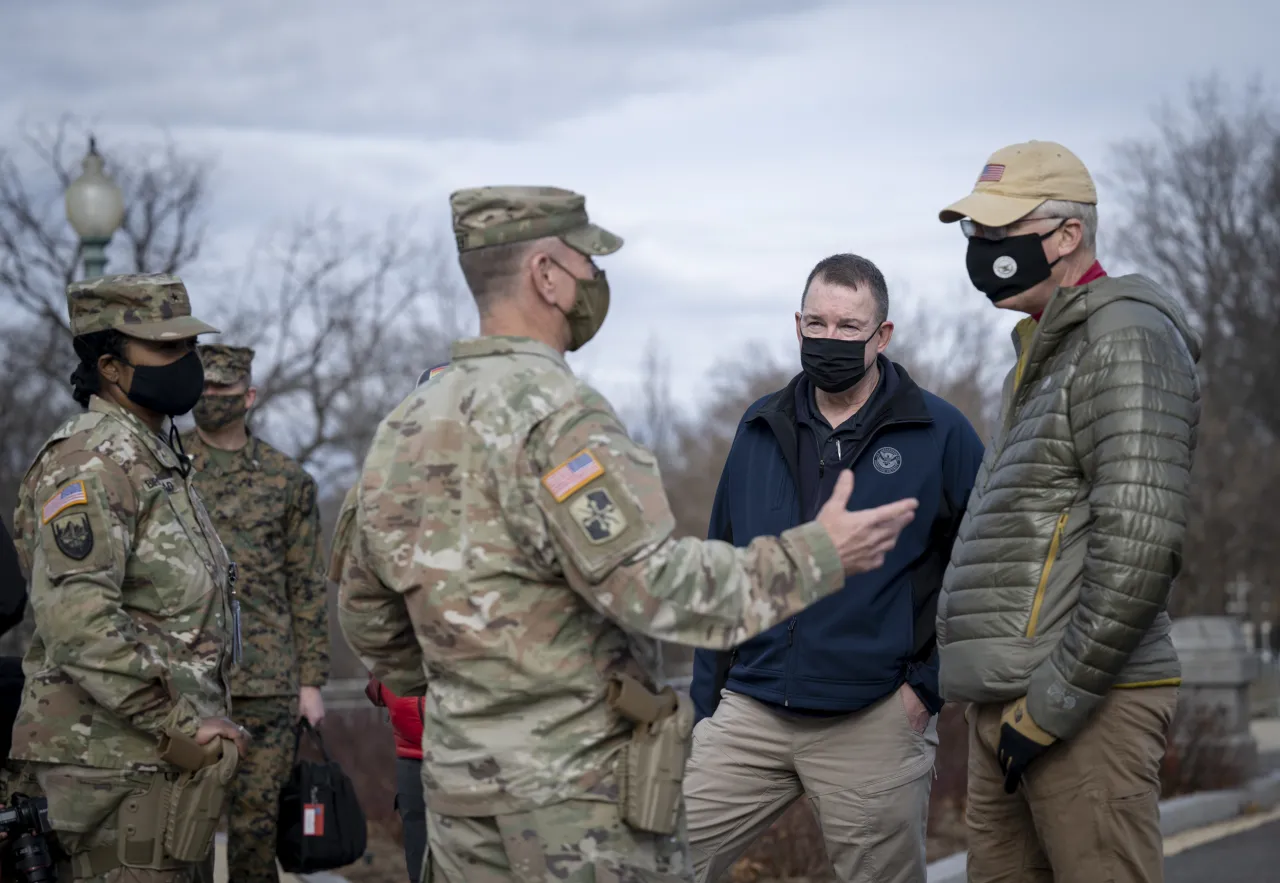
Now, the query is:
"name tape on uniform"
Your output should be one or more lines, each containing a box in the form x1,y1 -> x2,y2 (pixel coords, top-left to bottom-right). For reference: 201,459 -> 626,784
42,481 -> 88,524
542,450 -> 605,502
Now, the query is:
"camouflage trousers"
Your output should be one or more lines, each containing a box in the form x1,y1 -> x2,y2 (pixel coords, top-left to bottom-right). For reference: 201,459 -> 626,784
425,798 -> 693,883
33,763 -> 197,882
222,696 -> 298,883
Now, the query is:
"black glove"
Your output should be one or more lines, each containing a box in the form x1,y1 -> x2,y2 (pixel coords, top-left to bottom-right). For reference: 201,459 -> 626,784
997,696 -> 1057,794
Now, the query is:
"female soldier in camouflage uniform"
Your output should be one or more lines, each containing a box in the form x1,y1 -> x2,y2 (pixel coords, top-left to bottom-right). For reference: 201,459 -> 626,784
9,274 -> 248,882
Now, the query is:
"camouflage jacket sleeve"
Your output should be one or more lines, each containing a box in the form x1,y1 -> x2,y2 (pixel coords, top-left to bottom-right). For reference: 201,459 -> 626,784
521,403 -> 845,649
333,485 -> 426,698
287,469 -> 330,688
26,461 -> 202,739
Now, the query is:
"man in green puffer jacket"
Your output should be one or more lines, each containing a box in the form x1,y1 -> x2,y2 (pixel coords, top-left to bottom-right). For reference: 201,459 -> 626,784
935,140 -> 1200,883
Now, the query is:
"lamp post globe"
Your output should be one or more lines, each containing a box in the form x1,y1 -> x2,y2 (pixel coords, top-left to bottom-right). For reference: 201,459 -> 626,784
65,136 -> 125,280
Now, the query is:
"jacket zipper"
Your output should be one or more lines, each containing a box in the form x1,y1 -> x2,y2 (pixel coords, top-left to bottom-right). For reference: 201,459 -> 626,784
784,618 -> 797,707
1026,511 -> 1070,638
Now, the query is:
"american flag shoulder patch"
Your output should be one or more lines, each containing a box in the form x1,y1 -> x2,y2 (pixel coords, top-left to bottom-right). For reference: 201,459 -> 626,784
417,363 -> 449,386
978,163 -> 1005,183
541,450 -> 605,502
42,480 -> 89,524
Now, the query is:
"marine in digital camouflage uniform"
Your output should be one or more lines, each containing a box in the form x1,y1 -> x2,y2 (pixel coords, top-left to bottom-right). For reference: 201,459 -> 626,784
182,344 -> 330,883
334,187 -> 909,883
11,274 -> 240,882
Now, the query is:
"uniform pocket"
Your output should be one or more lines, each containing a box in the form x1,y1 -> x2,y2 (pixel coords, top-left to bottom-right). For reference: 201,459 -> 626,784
1099,789 -> 1161,883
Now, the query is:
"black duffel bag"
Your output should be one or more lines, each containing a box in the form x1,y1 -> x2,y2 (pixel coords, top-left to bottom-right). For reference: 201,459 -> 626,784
276,718 -> 367,873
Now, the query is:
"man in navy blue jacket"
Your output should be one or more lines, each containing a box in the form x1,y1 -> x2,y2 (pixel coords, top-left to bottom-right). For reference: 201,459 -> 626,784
684,254 -> 984,883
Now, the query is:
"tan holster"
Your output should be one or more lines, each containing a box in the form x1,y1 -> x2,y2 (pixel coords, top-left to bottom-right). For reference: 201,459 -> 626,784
606,673 -> 695,835
73,735 -> 240,878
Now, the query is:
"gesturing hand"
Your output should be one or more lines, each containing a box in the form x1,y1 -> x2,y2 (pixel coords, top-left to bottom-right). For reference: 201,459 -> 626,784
815,470 -> 918,576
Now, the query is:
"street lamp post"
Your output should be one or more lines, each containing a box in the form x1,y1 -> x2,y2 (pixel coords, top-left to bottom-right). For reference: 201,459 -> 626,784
65,136 -> 125,280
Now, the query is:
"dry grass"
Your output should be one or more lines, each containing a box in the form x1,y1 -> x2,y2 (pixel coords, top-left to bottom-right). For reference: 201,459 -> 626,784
332,822 -> 410,883
1159,702 -> 1248,798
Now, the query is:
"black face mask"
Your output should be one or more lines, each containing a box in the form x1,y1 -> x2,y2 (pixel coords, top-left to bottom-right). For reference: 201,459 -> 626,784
119,349 -> 205,417
966,221 -> 1065,304
800,325 -> 881,394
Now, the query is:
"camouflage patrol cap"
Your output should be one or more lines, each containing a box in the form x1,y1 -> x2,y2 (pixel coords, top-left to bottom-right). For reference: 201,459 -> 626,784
450,186 -> 623,256
198,343 -> 255,385
67,273 -> 220,340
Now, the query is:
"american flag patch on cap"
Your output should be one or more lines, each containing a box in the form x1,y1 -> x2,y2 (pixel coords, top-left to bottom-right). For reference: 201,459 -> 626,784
978,163 -> 1005,183
42,480 -> 88,524
542,450 -> 605,502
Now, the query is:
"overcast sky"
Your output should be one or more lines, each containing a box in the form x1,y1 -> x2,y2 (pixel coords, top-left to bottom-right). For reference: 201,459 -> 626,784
4,0 -> 1277,411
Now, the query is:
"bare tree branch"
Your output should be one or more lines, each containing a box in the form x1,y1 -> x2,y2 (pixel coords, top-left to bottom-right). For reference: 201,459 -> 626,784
1107,76 -> 1280,616
208,212 -> 471,489
0,119 -> 215,518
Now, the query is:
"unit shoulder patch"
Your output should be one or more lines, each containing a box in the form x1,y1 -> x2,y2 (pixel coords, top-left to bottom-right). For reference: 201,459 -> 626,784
568,487 -> 628,545
50,511 -> 94,560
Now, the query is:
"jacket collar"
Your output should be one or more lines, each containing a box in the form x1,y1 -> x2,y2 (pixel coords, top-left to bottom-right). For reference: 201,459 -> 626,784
89,395 -> 185,472
450,335 -> 569,370
745,358 -> 932,490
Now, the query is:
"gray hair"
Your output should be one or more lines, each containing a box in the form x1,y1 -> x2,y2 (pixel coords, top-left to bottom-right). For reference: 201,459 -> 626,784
1026,199 -> 1097,252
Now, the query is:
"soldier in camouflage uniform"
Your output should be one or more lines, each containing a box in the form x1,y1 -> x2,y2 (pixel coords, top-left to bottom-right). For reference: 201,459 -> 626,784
181,344 -> 330,883
10,274 -> 248,882
334,187 -> 919,883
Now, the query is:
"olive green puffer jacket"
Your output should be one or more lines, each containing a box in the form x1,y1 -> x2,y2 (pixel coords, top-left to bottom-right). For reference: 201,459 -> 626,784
936,272 -> 1200,740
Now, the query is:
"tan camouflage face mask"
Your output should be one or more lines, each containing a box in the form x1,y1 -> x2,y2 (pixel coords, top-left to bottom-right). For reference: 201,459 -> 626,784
558,264 -> 610,352
192,393 -> 248,432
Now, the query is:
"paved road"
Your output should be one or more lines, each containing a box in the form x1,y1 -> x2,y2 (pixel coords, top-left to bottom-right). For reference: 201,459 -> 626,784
1165,818 -> 1280,883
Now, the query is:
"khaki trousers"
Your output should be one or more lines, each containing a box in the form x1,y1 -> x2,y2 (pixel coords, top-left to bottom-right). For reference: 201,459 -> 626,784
965,687 -> 1177,883
683,689 -> 937,883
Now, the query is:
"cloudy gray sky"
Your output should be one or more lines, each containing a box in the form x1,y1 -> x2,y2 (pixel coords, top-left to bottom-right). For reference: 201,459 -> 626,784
4,0 -> 1277,410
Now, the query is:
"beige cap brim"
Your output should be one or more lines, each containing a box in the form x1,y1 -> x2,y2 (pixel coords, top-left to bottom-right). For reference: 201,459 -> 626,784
939,190 -> 1045,226
562,223 -> 623,256
117,315 -> 221,341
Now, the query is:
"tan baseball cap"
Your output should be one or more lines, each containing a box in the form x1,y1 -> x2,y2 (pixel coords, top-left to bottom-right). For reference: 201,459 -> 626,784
939,140 -> 1097,227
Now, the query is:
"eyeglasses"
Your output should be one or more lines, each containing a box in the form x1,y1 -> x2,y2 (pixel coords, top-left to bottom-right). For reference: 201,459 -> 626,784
960,217 -> 1064,241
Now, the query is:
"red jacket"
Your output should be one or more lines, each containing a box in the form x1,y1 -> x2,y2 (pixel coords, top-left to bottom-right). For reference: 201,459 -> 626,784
365,676 -> 424,760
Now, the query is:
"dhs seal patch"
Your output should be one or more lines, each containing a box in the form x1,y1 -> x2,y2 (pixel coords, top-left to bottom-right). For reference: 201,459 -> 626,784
872,447 -> 902,475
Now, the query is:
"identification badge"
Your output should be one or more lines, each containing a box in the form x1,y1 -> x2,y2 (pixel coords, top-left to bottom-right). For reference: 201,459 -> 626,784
304,804 -> 325,837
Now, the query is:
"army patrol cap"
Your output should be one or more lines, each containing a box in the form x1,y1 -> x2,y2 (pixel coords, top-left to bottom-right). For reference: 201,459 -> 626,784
450,186 -> 623,256
939,140 -> 1098,228
199,343 -> 255,385
67,273 -> 220,340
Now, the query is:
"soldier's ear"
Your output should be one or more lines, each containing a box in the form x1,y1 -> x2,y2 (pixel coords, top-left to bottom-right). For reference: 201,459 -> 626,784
98,353 -> 123,386
245,387 -> 258,410
528,250 -> 559,304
